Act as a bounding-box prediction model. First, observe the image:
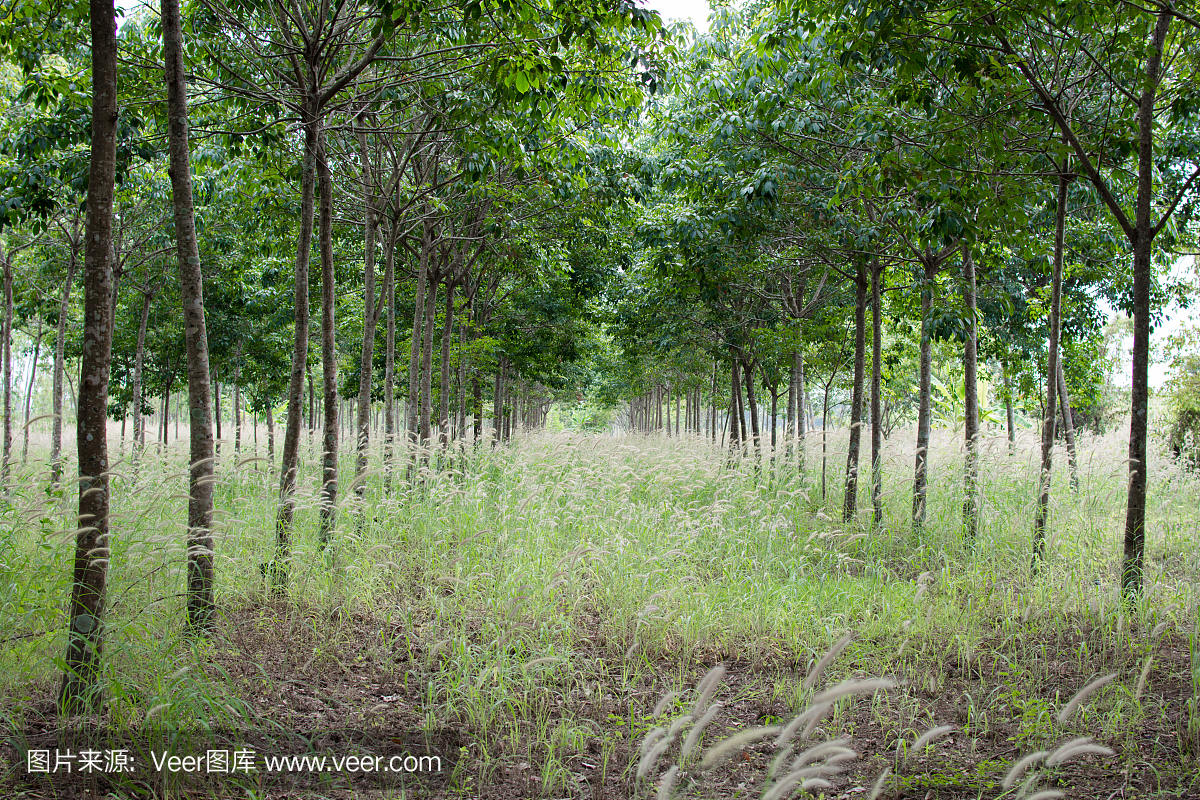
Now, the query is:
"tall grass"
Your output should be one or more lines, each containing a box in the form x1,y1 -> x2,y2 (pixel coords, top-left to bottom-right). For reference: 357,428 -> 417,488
1,419 -> 1197,796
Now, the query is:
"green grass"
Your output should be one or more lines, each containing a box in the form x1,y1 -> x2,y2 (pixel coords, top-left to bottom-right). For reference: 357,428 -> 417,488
1,423 -> 1198,798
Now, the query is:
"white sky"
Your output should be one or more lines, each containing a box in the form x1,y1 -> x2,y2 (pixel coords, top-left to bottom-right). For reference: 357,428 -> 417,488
645,0 -> 712,32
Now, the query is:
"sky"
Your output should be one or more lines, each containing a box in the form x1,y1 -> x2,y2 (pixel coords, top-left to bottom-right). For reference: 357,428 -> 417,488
644,0 -> 712,32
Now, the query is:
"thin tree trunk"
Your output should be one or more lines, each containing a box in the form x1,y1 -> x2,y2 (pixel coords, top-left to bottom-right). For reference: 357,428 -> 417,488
870,259 -> 884,527
843,260 -> 867,521
271,107 -> 318,591
1034,170 -> 1069,571
729,358 -> 742,453
743,363 -> 759,450
133,290 -> 153,453
22,315 -> 43,464
1003,361 -> 1015,454
2,248 -> 12,484
406,220 -> 431,447
1057,358 -> 1080,492
913,257 -> 935,528
962,246 -> 980,542
419,273 -> 437,449
266,403 -> 275,468
797,351 -> 807,480
355,123 -> 377,495
438,279 -> 455,448
317,127 -> 338,547
233,344 -> 242,455
822,377 -> 832,503
51,229 -> 78,486
61,0 -> 118,710
383,226 -> 396,487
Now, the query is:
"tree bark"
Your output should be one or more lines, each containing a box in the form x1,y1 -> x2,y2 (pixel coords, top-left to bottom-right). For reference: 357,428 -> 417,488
233,344 -> 242,455
1034,169 -> 1070,570
870,259 -> 884,527
843,260 -> 867,521
130,287 -> 153,458
406,220 -> 431,448
61,0 -> 118,711
438,279 -> 455,448
912,257 -> 935,528
1057,359 -> 1080,492
51,225 -> 78,486
962,246 -> 980,542
1003,361 -> 1015,454
163,0 -> 217,627
317,127 -> 338,547
2,246 -> 13,484
22,315 -> 43,464
355,123 -> 377,495
383,225 -> 396,486
419,271 -> 437,449
271,108 -> 318,590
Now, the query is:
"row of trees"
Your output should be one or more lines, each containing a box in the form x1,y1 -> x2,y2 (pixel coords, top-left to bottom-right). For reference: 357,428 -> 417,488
2,0 -> 1195,712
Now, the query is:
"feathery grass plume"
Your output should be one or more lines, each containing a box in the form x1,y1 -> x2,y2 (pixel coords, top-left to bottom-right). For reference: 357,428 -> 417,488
905,724 -> 954,762
652,691 -> 679,718
144,703 -> 170,722
521,656 -> 564,671
691,663 -> 727,716
1152,621 -> 1168,639
801,778 -> 835,791
639,726 -> 667,757
681,702 -> 722,761
867,766 -> 891,800
1045,736 -> 1113,766
801,678 -> 895,737
637,736 -> 672,780
1056,673 -> 1116,724
655,765 -> 679,800
1024,791 -> 1065,800
667,714 -> 693,741
1134,655 -> 1154,701
698,725 -> 782,770
775,704 -> 829,747
792,737 -> 852,770
767,744 -> 795,781
1001,750 -> 1049,789
802,632 -> 855,691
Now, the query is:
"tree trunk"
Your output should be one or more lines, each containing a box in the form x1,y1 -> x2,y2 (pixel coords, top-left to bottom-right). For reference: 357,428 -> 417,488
130,289 -> 152,455
843,260 -> 867,521
821,376 -> 832,503
162,0 -> 218,621
22,315 -> 43,464
213,375 -> 221,449
1057,358 -> 1080,492
419,272 -> 437,449
870,259 -> 884,527
729,358 -> 742,452
1003,361 -> 1015,454
962,246 -> 980,542
51,229 -> 78,486
912,257 -> 935,528
61,0 -> 118,710
266,403 -> 275,468
743,364 -> 760,452
317,127 -> 338,547
797,351 -> 807,480
271,107 -> 318,591
1,247 -> 13,484
406,220 -> 431,448
233,344 -> 242,455
355,123 -> 377,494
438,279 -> 455,448
1122,11 -> 1172,598
383,226 -> 396,486
1034,170 -> 1069,571
492,358 -> 503,445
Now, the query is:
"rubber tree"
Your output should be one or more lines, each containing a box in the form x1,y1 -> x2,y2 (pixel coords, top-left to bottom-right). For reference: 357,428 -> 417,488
60,0 -> 118,712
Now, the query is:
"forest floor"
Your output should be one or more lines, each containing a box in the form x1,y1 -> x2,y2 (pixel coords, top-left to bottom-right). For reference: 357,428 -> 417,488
1,427 -> 1198,799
